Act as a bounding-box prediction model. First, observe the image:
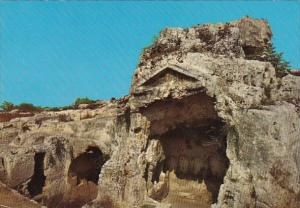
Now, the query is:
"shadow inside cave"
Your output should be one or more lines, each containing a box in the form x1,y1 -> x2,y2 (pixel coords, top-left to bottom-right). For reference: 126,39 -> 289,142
142,93 -> 229,208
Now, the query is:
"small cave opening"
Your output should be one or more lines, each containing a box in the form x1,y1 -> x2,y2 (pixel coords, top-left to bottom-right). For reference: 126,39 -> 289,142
28,152 -> 46,198
68,146 -> 104,185
63,146 -> 108,208
242,45 -> 263,60
142,94 -> 229,208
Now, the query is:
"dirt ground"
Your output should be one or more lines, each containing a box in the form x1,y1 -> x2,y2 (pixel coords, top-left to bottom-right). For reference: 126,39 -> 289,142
0,182 -> 41,208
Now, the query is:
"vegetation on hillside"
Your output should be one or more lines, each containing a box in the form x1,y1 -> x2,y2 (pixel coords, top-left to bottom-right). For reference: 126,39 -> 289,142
245,42 -> 291,77
0,101 -> 41,112
17,103 -> 42,112
73,97 -> 96,107
0,101 -> 15,111
262,43 -> 291,76
0,97 -> 97,112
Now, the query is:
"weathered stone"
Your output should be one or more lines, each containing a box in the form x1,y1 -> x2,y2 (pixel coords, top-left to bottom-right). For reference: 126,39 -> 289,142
0,17 -> 300,208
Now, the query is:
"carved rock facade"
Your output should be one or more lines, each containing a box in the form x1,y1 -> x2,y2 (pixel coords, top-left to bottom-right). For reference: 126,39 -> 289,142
0,17 -> 300,208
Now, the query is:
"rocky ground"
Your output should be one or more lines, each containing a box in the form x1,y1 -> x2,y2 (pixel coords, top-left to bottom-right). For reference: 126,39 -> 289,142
0,17 -> 300,208
0,182 -> 42,208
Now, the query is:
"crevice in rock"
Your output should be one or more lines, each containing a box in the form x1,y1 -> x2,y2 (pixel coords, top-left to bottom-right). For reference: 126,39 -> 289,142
143,93 -> 229,208
28,152 -> 46,198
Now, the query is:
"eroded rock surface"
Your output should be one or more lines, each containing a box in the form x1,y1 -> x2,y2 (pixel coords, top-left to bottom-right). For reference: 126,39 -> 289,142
1,17 -> 300,208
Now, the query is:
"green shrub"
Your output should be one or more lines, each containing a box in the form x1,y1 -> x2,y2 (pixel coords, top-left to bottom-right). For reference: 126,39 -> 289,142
0,101 -> 44,112
43,107 -> 60,111
74,97 -> 95,107
0,101 -> 15,111
43,105 -> 73,111
262,43 -> 291,75
18,103 -> 41,112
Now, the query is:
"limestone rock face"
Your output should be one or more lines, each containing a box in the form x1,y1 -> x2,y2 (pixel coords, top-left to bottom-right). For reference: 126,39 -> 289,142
1,17 -> 300,208
0,105 -> 120,207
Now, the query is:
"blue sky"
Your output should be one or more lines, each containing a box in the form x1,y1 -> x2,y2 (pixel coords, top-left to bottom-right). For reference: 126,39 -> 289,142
0,1 -> 299,107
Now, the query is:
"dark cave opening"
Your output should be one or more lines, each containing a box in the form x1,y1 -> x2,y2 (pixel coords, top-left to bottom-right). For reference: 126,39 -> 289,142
153,125 -> 228,203
28,152 -> 46,198
68,146 -> 105,185
63,146 -> 108,208
143,94 -> 229,207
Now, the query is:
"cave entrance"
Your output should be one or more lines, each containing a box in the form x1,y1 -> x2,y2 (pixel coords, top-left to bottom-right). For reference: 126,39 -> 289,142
143,94 -> 229,208
68,146 -> 104,185
28,152 -> 46,198
64,146 -> 108,208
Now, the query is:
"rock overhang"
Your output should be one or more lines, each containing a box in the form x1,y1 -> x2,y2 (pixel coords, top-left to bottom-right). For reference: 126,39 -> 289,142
129,53 -> 277,117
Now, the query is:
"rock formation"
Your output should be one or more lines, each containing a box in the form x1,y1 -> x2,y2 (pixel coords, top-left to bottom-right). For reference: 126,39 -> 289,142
0,17 -> 300,208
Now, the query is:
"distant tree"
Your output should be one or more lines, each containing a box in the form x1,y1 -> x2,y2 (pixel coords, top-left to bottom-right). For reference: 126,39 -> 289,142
262,43 -> 291,76
18,103 -> 41,112
74,97 -> 95,107
0,101 -> 15,111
